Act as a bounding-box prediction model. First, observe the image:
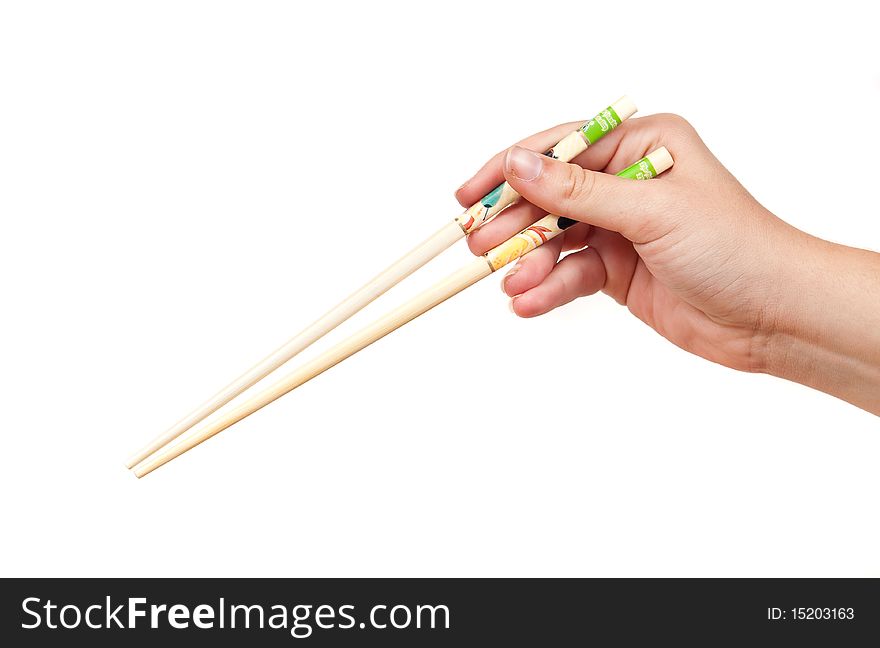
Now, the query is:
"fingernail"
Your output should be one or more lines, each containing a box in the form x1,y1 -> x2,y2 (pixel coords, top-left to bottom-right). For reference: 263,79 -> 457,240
502,263 -> 521,292
506,146 -> 543,181
508,296 -> 518,314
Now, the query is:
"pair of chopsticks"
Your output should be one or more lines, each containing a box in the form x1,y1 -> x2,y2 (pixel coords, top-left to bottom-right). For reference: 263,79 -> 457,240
129,96 -> 674,477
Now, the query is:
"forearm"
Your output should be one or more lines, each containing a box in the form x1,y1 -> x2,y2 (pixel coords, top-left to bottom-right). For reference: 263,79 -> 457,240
765,232 -> 880,415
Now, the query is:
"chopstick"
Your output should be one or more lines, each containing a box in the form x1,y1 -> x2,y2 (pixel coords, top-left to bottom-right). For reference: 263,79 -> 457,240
125,96 -> 638,469
132,147 -> 674,477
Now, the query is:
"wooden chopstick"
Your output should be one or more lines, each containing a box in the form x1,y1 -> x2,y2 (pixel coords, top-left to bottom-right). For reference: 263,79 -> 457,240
125,97 -> 638,469
132,147 -> 673,477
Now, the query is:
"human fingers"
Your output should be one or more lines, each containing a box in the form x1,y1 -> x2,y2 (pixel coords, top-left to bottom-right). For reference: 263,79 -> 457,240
501,235 -> 564,297
510,247 -> 607,318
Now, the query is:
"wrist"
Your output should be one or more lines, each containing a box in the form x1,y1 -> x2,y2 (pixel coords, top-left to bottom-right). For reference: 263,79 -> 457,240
761,230 -> 828,381
762,233 -> 880,414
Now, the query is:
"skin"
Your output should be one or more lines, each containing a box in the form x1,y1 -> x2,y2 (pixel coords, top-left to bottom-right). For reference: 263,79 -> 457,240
456,114 -> 880,416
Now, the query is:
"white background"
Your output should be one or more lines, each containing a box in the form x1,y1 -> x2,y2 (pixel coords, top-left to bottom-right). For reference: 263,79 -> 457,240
1,1 -> 878,578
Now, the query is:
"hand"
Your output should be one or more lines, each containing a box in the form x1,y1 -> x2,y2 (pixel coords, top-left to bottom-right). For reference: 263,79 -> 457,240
456,114 -> 880,415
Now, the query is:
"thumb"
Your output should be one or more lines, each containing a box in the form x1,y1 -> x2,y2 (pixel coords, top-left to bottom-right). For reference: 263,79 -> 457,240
504,145 -> 671,243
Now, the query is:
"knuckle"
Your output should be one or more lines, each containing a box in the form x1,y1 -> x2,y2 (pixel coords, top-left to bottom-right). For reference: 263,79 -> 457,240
655,113 -> 697,138
561,165 -> 595,206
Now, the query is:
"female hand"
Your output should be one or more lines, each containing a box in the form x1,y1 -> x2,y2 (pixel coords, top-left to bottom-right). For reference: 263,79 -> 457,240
456,114 -> 880,415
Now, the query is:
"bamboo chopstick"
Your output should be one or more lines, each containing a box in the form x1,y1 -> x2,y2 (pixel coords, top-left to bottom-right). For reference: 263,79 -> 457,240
125,97 -> 638,469
132,147 -> 674,477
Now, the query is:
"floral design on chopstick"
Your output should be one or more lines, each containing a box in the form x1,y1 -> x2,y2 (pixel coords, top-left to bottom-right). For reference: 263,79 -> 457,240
485,218 -> 571,271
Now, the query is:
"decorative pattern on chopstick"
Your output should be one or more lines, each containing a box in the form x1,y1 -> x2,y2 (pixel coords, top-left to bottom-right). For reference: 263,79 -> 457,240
485,217 -> 575,270
485,147 -> 673,270
454,96 -> 636,234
